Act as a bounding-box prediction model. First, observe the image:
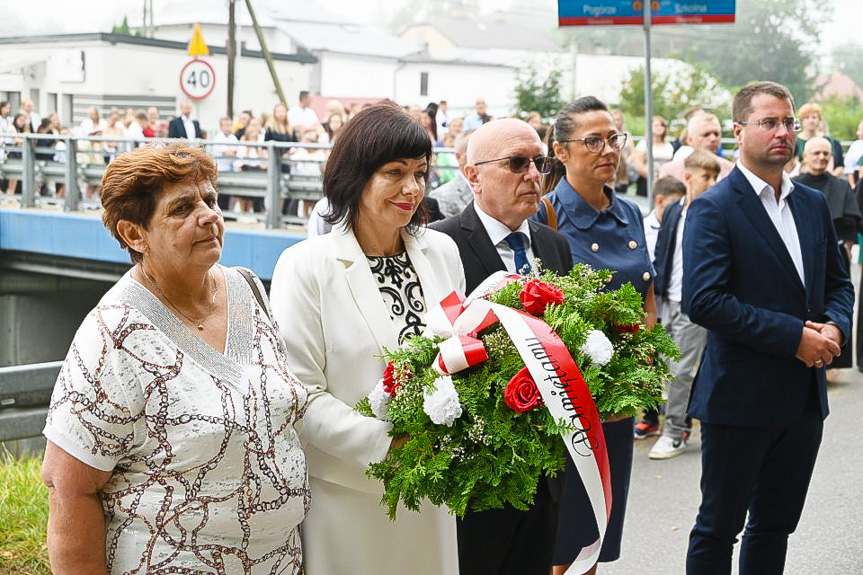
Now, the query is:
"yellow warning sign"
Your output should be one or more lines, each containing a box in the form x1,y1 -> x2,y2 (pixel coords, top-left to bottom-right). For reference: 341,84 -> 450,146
187,23 -> 210,57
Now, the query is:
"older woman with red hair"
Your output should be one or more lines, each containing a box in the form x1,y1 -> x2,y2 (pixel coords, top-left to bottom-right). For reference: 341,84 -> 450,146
41,143 -> 309,574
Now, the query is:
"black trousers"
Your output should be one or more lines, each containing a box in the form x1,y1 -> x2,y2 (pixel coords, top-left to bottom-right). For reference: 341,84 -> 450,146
855,261 -> 863,369
832,247 -> 854,367
457,475 -> 561,575
686,410 -> 823,575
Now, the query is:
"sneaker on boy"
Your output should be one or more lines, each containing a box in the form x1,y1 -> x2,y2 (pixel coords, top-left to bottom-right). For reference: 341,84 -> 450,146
634,419 -> 660,439
649,434 -> 687,459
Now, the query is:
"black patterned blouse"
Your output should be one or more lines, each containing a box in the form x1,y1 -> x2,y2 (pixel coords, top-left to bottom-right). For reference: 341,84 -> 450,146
366,252 -> 427,344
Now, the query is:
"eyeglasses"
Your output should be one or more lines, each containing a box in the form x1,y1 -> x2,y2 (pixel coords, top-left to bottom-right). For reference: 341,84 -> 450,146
558,133 -> 628,153
474,155 -> 553,174
738,118 -> 802,132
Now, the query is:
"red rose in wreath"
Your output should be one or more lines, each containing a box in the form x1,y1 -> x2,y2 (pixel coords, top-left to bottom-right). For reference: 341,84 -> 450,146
520,279 -> 565,316
504,366 -> 544,413
615,323 -> 641,334
382,362 -> 399,397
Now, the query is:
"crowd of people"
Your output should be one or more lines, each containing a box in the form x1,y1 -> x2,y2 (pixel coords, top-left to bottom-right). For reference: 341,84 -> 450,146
36,78 -> 857,575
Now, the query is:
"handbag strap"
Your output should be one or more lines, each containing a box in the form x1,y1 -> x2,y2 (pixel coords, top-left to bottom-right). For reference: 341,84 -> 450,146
237,267 -> 288,356
237,267 -> 270,320
540,196 -> 558,230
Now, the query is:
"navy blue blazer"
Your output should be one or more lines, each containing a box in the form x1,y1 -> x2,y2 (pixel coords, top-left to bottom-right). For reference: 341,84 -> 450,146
652,198 -> 684,299
682,167 -> 854,427
167,116 -> 202,139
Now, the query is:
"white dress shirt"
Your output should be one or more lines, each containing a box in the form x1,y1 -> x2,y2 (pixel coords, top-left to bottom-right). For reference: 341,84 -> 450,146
473,202 -> 536,274
737,160 -> 805,284
181,115 -> 197,140
306,197 -> 332,237
667,197 -> 687,303
287,106 -> 320,130
211,131 -> 239,172
643,210 -> 661,261
844,139 -> 863,176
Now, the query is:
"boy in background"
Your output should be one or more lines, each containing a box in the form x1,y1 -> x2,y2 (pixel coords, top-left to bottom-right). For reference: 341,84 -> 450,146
635,175 -> 686,440
647,150 -> 721,458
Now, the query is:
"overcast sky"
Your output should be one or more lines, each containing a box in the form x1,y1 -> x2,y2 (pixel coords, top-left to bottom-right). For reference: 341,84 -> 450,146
7,0 -> 857,57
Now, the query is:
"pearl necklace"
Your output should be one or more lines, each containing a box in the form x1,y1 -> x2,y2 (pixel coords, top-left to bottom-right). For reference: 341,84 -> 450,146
140,265 -> 217,331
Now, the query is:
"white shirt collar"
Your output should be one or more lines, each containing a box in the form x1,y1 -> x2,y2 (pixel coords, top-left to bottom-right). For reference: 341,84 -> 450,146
737,160 -> 795,203
473,202 -> 532,248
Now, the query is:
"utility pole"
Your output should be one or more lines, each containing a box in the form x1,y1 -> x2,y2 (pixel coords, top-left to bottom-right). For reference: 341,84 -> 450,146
227,0 -> 236,118
244,0 -> 287,106
643,2 -> 655,207
142,0 -> 154,38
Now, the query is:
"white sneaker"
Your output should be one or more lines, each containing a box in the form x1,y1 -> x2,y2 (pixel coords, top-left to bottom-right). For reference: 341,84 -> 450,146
649,434 -> 687,460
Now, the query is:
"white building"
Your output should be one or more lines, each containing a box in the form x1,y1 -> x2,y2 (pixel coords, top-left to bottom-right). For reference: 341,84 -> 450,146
0,1 -> 725,132
152,1 -> 524,116
0,32 -> 315,134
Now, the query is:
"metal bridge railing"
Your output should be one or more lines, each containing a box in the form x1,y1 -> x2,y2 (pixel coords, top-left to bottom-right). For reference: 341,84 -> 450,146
0,361 -> 61,443
0,134 -> 460,229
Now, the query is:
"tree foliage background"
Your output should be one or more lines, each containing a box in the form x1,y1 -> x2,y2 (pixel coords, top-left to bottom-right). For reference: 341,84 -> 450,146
832,42 -> 863,95
683,0 -> 832,104
513,65 -> 566,120
819,96 -> 863,141
619,63 -> 730,128
559,0 -> 832,105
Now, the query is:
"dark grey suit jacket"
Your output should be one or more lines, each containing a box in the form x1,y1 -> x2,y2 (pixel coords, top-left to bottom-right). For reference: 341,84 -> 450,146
429,201 -> 573,573
429,201 -> 573,292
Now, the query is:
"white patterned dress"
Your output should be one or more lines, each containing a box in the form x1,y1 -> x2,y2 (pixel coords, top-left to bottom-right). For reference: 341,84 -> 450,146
44,266 -> 309,575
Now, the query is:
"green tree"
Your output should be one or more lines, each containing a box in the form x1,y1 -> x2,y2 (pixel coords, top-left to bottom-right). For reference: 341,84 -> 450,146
513,66 -> 566,120
820,95 -> 863,142
619,64 -> 729,127
619,66 -> 671,121
559,1 -> 830,103
684,0 -> 831,103
832,42 -> 863,93
111,16 -> 132,36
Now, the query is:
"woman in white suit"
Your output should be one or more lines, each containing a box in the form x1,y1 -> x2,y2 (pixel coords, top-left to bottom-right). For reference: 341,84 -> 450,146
270,104 -> 465,574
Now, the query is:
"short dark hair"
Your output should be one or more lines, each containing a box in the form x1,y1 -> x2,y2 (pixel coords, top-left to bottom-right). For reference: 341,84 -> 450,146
323,103 -> 431,233
299,90 -> 309,100
653,176 -> 686,199
101,143 -> 218,263
542,96 -> 611,194
733,81 -> 795,124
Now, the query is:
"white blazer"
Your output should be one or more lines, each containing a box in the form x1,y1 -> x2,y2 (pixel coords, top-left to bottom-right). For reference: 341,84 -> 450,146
270,224 -> 465,574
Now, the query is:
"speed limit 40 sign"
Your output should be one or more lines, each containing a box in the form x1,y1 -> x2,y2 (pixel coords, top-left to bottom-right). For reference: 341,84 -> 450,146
180,59 -> 216,100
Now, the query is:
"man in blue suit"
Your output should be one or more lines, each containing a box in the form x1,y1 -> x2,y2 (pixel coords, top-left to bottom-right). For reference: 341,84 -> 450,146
682,81 -> 854,575
167,100 -> 202,140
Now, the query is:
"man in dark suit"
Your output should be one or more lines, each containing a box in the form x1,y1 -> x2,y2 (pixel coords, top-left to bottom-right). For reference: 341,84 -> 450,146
167,100 -> 202,139
683,81 -> 854,575
430,118 -> 572,575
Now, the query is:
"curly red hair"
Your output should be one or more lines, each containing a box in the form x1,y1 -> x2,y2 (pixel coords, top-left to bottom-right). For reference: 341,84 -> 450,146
101,143 -> 218,263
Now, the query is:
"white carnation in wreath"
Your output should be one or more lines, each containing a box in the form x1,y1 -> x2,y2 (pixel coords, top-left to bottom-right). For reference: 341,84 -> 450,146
581,329 -> 614,366
368,379 -> 391,420
423,375 -> 463,427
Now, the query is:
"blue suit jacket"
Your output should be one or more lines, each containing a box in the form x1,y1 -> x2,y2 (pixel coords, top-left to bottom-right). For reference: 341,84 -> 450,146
682,167 -> 854,427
